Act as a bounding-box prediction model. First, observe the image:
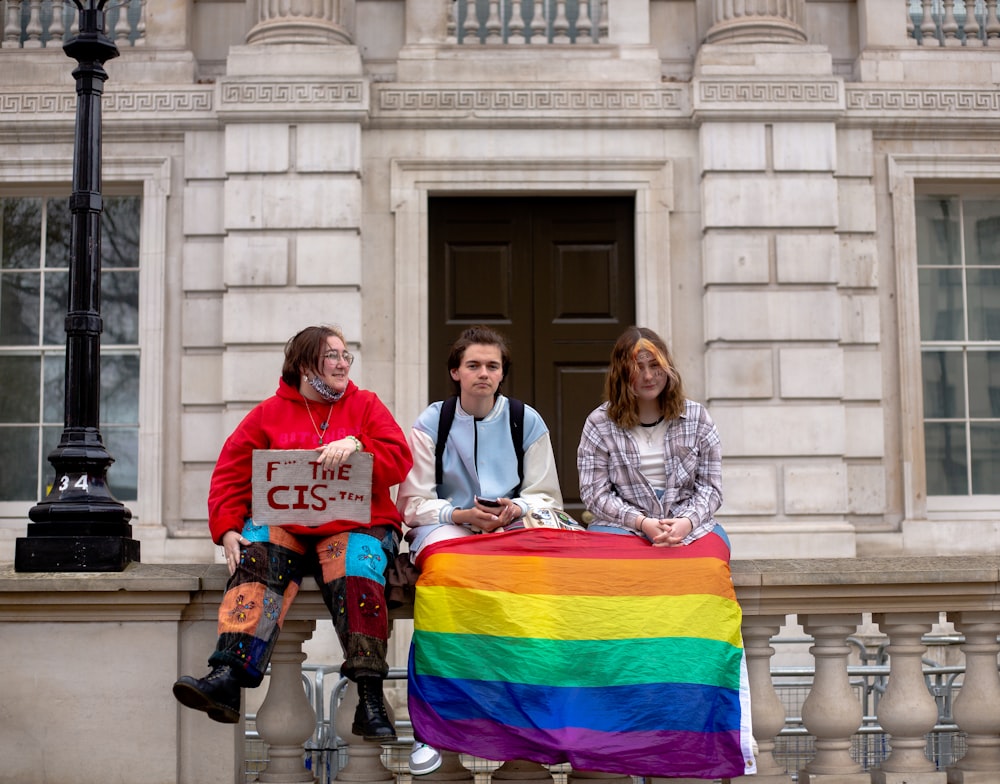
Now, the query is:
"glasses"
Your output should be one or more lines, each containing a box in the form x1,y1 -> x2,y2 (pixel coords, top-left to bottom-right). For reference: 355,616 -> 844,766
323,350 -> 355,366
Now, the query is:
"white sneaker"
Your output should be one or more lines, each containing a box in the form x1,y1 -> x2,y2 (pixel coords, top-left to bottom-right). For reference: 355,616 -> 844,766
409,741 -> 443,775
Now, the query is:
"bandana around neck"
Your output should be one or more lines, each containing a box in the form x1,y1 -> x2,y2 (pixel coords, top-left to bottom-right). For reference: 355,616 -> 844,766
308,375 -> 344,403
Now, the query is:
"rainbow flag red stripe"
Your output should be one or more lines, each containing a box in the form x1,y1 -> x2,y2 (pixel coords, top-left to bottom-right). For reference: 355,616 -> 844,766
409,528 -> 756,779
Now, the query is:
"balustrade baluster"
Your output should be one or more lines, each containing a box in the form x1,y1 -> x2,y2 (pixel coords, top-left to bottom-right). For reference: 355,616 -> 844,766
963,0 -> 982,44
797,615 -> 868,784
597,0 -> 606,40
941,0 -> 962,44
49,0 -> 66,45
3,0 -> 22,48
493,760 -> 554,784
551,0 -> 568,42
567,770 -> 631,784
575,0 -> 592,43
730,616 -> 793,783
944,612 -> 1000,782
133,0 -> 145,45
528,0 -> 546,43
920,0 -> 939,44
907,0 -> 916,42
447,0 -> 458,42
254,620 -> 318,784
24,0 -> 43,47
986,0 -> 1000,41
870,613 -> 947,784
508,0 -> 525,43
114,1 -> 130,44
462,0 -> 479,43
411,751 -> 475,784
485,0 -> 502,42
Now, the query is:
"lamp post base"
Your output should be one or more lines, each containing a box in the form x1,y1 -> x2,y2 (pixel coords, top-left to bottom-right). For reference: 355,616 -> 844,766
15,529 -> 140,573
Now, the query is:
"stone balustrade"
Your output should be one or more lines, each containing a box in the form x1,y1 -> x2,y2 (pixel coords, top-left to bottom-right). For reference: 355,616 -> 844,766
1,555 -> 999,784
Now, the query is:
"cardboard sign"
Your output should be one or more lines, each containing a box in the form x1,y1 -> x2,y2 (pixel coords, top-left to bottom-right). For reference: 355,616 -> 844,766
251,449 -> 372,526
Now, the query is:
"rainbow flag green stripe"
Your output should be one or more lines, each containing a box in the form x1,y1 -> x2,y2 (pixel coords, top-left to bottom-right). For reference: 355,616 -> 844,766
408,528 -> 756,780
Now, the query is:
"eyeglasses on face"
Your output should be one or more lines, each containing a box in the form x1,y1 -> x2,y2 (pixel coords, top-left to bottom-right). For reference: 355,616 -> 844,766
323,350 -> 355,366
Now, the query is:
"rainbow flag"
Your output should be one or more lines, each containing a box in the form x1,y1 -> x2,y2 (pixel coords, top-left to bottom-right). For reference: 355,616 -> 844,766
408,528 -> 755,780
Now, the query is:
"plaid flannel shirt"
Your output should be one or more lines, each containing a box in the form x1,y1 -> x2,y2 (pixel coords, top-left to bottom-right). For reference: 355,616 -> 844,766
576,399 -> 722,542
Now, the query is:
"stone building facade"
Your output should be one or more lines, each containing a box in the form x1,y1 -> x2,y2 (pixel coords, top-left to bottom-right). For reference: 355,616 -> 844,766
1,0 -> 999,564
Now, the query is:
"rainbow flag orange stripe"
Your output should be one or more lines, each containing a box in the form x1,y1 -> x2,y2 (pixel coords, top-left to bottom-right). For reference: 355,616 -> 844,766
409,528 -> 756,779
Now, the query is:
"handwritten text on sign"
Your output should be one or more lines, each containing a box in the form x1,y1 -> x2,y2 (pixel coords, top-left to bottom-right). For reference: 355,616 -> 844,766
251,450 -> 373,526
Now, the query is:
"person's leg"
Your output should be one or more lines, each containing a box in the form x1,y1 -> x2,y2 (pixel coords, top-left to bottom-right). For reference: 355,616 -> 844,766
174,523 -> 308,722
316,526 -> 398,741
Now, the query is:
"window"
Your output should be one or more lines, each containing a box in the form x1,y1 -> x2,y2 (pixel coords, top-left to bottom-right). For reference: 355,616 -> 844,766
915,194 -> 1000,496
0,193 -> 141,503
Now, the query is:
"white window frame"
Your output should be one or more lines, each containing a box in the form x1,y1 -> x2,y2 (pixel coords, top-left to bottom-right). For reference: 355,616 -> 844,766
888,153 -> 1000,520
0,155 -> 170,528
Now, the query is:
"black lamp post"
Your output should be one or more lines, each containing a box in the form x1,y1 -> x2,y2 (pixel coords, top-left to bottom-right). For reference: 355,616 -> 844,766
14,0 -> 140,572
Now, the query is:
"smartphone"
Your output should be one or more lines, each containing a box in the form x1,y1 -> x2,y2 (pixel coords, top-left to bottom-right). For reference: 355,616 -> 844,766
475,495 -> 502,508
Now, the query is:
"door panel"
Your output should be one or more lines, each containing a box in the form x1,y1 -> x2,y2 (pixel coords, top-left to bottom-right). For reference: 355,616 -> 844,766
429,196 -> 635,515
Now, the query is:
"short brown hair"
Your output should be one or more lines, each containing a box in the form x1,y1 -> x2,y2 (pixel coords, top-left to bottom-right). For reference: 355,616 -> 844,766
281,325 -> 346,388
446,325 -> 512,397
604,326 -> 685,428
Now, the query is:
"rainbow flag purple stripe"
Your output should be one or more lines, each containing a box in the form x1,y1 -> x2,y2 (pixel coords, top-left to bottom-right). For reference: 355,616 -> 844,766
408,528 -> 756,779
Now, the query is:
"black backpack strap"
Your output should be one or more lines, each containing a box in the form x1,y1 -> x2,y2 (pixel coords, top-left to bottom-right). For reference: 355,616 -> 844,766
435,396 -> 459,488
508,398 -> 525,496
435,395 -> 525,495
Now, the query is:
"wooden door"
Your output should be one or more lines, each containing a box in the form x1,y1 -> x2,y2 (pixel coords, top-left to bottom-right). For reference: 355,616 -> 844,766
428,196 -> 635,514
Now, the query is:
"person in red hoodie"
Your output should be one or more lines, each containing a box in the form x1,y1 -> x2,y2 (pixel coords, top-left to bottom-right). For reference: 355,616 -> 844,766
173,325 -> 413,742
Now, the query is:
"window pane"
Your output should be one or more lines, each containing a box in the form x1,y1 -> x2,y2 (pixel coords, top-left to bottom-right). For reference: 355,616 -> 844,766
0,271 -> 41,345
1,197 -> 42,270
39,424 -> 62,496
43,353 -> 64,423
916,196 -> 961,267
968,351 -> 1000,419
0,355 -> 40,421
963,199 -> 1000,267
970,423 -> 1000,494
105,426 -> 138,500
918,268 -> 964,341
966,268 -> 1000,341
45,196 -> 71,269
101,354 -> 139,424
102,196 -> 140,269
102,270 -> 139,344
922,350 -> 965,419
924,422 -> 968,495
0,426 -> 39,499
43,269 -> 68,345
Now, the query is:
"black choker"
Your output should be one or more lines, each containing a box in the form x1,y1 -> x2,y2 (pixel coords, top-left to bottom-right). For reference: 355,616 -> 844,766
639,416 -> 664,427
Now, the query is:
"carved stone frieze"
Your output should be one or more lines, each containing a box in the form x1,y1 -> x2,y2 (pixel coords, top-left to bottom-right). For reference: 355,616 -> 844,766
846,86 -> 1000,117
373,85 -> 686,123
218,80 -> 367,116
1,87 -> 214,120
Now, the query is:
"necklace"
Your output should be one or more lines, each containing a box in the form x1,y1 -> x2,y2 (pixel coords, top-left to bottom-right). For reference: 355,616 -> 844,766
303,396 -> 334,445
636,417 -> 665,448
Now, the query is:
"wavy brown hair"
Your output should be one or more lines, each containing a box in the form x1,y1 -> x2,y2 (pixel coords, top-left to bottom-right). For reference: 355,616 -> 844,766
281,325 -> 346,388
604,326 -> 685,428
446,325 -> 512,397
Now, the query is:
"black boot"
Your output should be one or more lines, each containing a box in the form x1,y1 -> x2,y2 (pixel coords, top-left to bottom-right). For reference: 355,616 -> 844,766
352,676 -> 397,742
172,665 -> 242,724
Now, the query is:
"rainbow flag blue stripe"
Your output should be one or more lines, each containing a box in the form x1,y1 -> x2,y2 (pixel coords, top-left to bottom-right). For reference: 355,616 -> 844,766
408,528 -> 756,779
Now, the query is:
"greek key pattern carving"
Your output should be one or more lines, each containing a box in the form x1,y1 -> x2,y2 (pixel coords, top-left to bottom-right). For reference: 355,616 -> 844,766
846,87 -> 1000,115
375,87 -> 683,115
0,89 -> 213,116
698,80 -> 840,105
220,82 -> 364,107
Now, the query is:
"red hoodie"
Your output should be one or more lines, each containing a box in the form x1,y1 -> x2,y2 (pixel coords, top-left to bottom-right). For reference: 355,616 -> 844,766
208,378 -> 413,544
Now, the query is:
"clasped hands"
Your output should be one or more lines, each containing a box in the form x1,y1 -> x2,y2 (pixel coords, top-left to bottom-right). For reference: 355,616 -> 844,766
455,497 -> 521,532
639,516 -> 694,547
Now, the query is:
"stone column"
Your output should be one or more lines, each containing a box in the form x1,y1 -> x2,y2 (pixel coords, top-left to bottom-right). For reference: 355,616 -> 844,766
255,619 -> 318,783
797,615 -> 868,784
704,0 -> 806,44
730,615 -> 793,783
245,0 -> 356,45
870,613 -> 947,784
945,612 -> 1000,783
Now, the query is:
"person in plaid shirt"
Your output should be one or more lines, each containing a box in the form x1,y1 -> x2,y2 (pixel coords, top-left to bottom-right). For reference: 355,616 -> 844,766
577,326 -> 727,549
